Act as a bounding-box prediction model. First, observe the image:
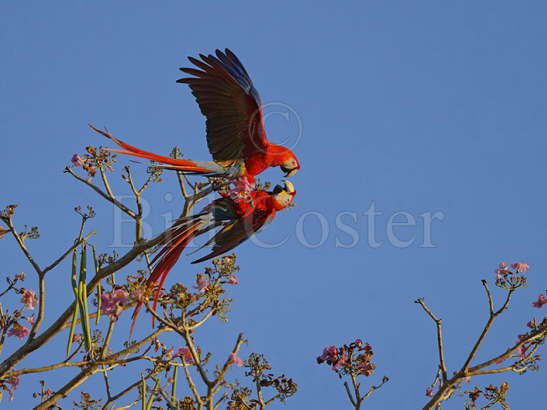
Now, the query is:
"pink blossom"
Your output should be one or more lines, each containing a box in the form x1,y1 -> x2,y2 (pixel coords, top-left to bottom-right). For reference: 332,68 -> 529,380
227,275 -> 239,285
232,177 -> 255,192
7,376 -> 20,389
229,353 -> 244,367
130,288 -> 145,303
44,389 -> 54,396
532,294 -> 547,308
511,262 -> 530,273
316,345 -> 349,371
20,289 -> 36,310
332,352 -> 348,371
316,346 -> 339,364
228,177 -> 255,203
517,334 -> 528,341
193,275 -> 208,292
425,387 -> 434,397
356,357 -> 376,376
15,272 -> 26,281
5,375 -> 20,398
8,323 -> 30,339
101,289 -> 129,320
71,154 -> 84,167
86,165 -> 97,177
25,315 -> 34,325
495,262 -> 511,277
177,347 -> 194,363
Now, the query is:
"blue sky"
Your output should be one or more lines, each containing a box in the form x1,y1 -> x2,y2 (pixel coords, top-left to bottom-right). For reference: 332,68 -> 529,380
1,1 -> 546,408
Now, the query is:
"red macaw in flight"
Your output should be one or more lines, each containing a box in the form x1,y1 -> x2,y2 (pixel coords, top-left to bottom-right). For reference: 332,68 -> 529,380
131,180 -> 296,325
97,48 -> 300,183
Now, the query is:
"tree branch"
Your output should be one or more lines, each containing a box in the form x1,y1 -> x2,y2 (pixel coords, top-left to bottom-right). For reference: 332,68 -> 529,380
64,167 -> 136,218
415,298 -> 448,382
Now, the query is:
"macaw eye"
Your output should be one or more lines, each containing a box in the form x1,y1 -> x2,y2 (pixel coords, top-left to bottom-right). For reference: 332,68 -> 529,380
283,159 -> 296,168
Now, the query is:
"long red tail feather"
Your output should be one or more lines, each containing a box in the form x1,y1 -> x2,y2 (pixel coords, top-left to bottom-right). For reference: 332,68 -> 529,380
130,223 -> 200,335
88,124 -> 213,173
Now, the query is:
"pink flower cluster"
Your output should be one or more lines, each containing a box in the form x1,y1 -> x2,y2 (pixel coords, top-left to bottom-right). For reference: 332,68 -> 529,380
532,294 -> 546,308
130,288 -> 145,303
228,177 -> 255,203
495,261 -> 530,280
177,347 -> 194,364
71,154 -> 85,167
317,339 -> 375,376
317,346 -> 348,371
100,289 -> 129,321
511,262 -> 530,273
8,322 -> 30,339
495,262 -> 511,278
20,289 -> 36,310
193,274 -> 208,292
4,375 -> 20,399
229,352 -> 244,367
70,153 -> 97,176
7,376 -> 20,390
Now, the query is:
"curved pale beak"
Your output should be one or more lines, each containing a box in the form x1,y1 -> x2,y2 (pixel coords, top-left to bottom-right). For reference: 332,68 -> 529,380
282,180 -> 295,194
281,165 -> 299,178
285,168 -> 298,177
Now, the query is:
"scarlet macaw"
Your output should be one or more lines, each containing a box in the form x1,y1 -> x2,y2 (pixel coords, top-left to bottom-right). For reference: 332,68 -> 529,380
98,48 -> 300,183
132,180 -> 296,323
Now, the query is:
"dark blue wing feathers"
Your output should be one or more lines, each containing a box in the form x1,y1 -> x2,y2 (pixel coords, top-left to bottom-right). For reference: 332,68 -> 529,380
177,48 -> 268,161
211,49 -> 261,105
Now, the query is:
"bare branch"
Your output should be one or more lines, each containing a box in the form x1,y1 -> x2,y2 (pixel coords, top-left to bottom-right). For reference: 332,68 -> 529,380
3,215 -> 42,276
65,166 -> 136,218
415,298 -> 448,382
42,231 -> 96,275
462,288 -> 514,372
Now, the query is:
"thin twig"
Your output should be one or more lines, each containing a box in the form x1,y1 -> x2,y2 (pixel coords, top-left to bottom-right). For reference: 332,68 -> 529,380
415,298 -> 448,382
65,167 -> 136,218
462,287 -> 514,371
343,381 -> 357,407
42,232 -> 96,274
34,328 -> 169,409
3,216 -> 42,275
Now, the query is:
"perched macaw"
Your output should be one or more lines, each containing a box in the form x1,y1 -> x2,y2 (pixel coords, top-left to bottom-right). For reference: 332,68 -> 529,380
97,48 -> 300,183
131,180 -> 296,324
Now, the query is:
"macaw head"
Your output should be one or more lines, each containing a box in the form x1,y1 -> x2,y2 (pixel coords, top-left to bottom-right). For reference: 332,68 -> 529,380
272,180 -> 296,209
268,144 -> 300,177
280,153 -> 300,177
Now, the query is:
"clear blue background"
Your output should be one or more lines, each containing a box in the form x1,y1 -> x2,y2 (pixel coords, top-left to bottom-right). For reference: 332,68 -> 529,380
1,1 -> 545,408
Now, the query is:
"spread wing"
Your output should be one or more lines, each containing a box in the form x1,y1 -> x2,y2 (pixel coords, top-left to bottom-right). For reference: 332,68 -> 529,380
191,207 -> 275,264
177,49 -> 269,162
